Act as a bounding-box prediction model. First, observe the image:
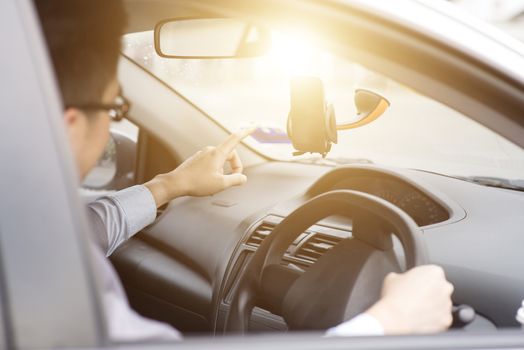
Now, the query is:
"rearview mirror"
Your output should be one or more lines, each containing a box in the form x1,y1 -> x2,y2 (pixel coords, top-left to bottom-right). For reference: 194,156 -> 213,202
154,18 -> 271,59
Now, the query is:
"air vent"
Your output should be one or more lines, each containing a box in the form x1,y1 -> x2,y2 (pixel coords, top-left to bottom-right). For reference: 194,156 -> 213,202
295,233 -> 344,263
246,222 -> 275,247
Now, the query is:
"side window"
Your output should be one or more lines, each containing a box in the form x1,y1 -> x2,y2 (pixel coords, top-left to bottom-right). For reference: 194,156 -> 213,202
82,119 -> 139,194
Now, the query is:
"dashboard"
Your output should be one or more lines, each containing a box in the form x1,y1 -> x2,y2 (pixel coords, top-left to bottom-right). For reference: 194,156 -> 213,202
333,179 -> 447,225
310,168 -> 450,226
110,162 -> 524,335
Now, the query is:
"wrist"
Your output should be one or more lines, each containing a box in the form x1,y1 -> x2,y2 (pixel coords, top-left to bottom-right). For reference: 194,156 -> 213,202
144,173 -> 186,208
158,172 -> 187,199
365,299 -> 411,335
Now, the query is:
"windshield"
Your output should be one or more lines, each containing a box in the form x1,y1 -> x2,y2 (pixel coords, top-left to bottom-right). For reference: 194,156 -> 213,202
122,30 -> 524,180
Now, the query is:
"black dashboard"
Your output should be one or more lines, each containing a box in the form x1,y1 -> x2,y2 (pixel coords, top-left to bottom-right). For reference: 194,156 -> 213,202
306,166 -> 451,226
331,177 -> 448,226
110,162 -> 524,335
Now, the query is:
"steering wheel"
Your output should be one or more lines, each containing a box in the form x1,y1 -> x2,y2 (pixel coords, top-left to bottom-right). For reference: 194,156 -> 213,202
226,190 -> 427,332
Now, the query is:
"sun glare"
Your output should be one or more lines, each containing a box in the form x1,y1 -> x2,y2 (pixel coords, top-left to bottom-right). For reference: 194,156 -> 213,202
265,31 -> 324,77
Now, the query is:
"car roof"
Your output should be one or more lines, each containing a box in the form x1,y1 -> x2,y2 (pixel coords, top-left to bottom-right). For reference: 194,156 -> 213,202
346,0 -> 524,87
124,0 -> 524,86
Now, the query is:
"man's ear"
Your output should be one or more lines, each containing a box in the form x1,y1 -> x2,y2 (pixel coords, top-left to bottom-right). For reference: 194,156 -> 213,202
63,107 -> 88,133
63,107 -> 89,153
64,107 -> 81,127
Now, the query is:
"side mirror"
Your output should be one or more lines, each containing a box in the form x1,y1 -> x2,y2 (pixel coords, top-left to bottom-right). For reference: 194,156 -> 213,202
287,77 -> 390,157
82,131 -> 136,191
337,89 -> 390,130
154,18 -> 271,59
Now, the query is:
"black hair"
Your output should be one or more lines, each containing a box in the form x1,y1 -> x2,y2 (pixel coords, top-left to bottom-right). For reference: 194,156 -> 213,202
34,0 -> 127,107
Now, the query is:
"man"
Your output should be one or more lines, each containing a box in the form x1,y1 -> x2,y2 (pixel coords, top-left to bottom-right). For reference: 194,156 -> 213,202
34,0 -> 454,342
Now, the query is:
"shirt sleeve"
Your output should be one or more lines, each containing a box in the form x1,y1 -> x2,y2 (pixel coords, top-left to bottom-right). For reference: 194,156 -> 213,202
87,185 -> 157,256
325,313 -> 384,337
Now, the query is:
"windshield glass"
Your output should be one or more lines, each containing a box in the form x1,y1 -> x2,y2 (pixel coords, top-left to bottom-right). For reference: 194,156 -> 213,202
122,30 -> 524,180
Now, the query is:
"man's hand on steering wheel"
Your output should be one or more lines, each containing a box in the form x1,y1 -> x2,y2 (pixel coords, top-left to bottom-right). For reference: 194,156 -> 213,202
366,265 -> 454,335
227,190 -> 455,335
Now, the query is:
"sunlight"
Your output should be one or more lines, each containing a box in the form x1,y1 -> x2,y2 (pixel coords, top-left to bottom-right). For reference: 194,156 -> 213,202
265,30 -> 324,77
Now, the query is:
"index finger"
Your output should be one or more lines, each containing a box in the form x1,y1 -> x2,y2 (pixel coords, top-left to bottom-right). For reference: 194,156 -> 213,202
216,127 -> 256,155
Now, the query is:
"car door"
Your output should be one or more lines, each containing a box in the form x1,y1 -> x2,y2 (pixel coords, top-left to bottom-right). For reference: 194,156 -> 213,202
2,0 -> 524,349
0,0 -> 105,348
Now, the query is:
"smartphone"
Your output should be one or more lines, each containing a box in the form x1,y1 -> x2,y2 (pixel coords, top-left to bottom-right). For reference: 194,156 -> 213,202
288,77 -> 332,155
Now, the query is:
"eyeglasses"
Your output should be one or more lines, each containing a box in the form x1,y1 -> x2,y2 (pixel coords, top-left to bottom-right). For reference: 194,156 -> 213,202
66,92 -> 130,122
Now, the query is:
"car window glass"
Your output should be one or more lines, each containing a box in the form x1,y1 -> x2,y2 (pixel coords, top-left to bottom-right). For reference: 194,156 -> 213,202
82,119 -> 139,192
122,30 -> 524,180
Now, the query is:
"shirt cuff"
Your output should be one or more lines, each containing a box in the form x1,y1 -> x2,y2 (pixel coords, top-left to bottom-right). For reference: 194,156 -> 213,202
106,185 -> 157,235
325,313 -> 384,337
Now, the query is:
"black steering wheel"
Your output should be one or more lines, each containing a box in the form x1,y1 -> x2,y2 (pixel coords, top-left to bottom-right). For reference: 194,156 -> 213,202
226,190 -> 427,332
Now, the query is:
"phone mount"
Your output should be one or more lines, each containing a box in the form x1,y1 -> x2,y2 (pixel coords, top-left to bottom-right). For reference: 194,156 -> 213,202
287,77 -> 336,157
287,77 -> 390,158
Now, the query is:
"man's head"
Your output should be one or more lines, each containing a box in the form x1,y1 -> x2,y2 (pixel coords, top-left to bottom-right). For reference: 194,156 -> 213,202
35,0 -> 127,178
